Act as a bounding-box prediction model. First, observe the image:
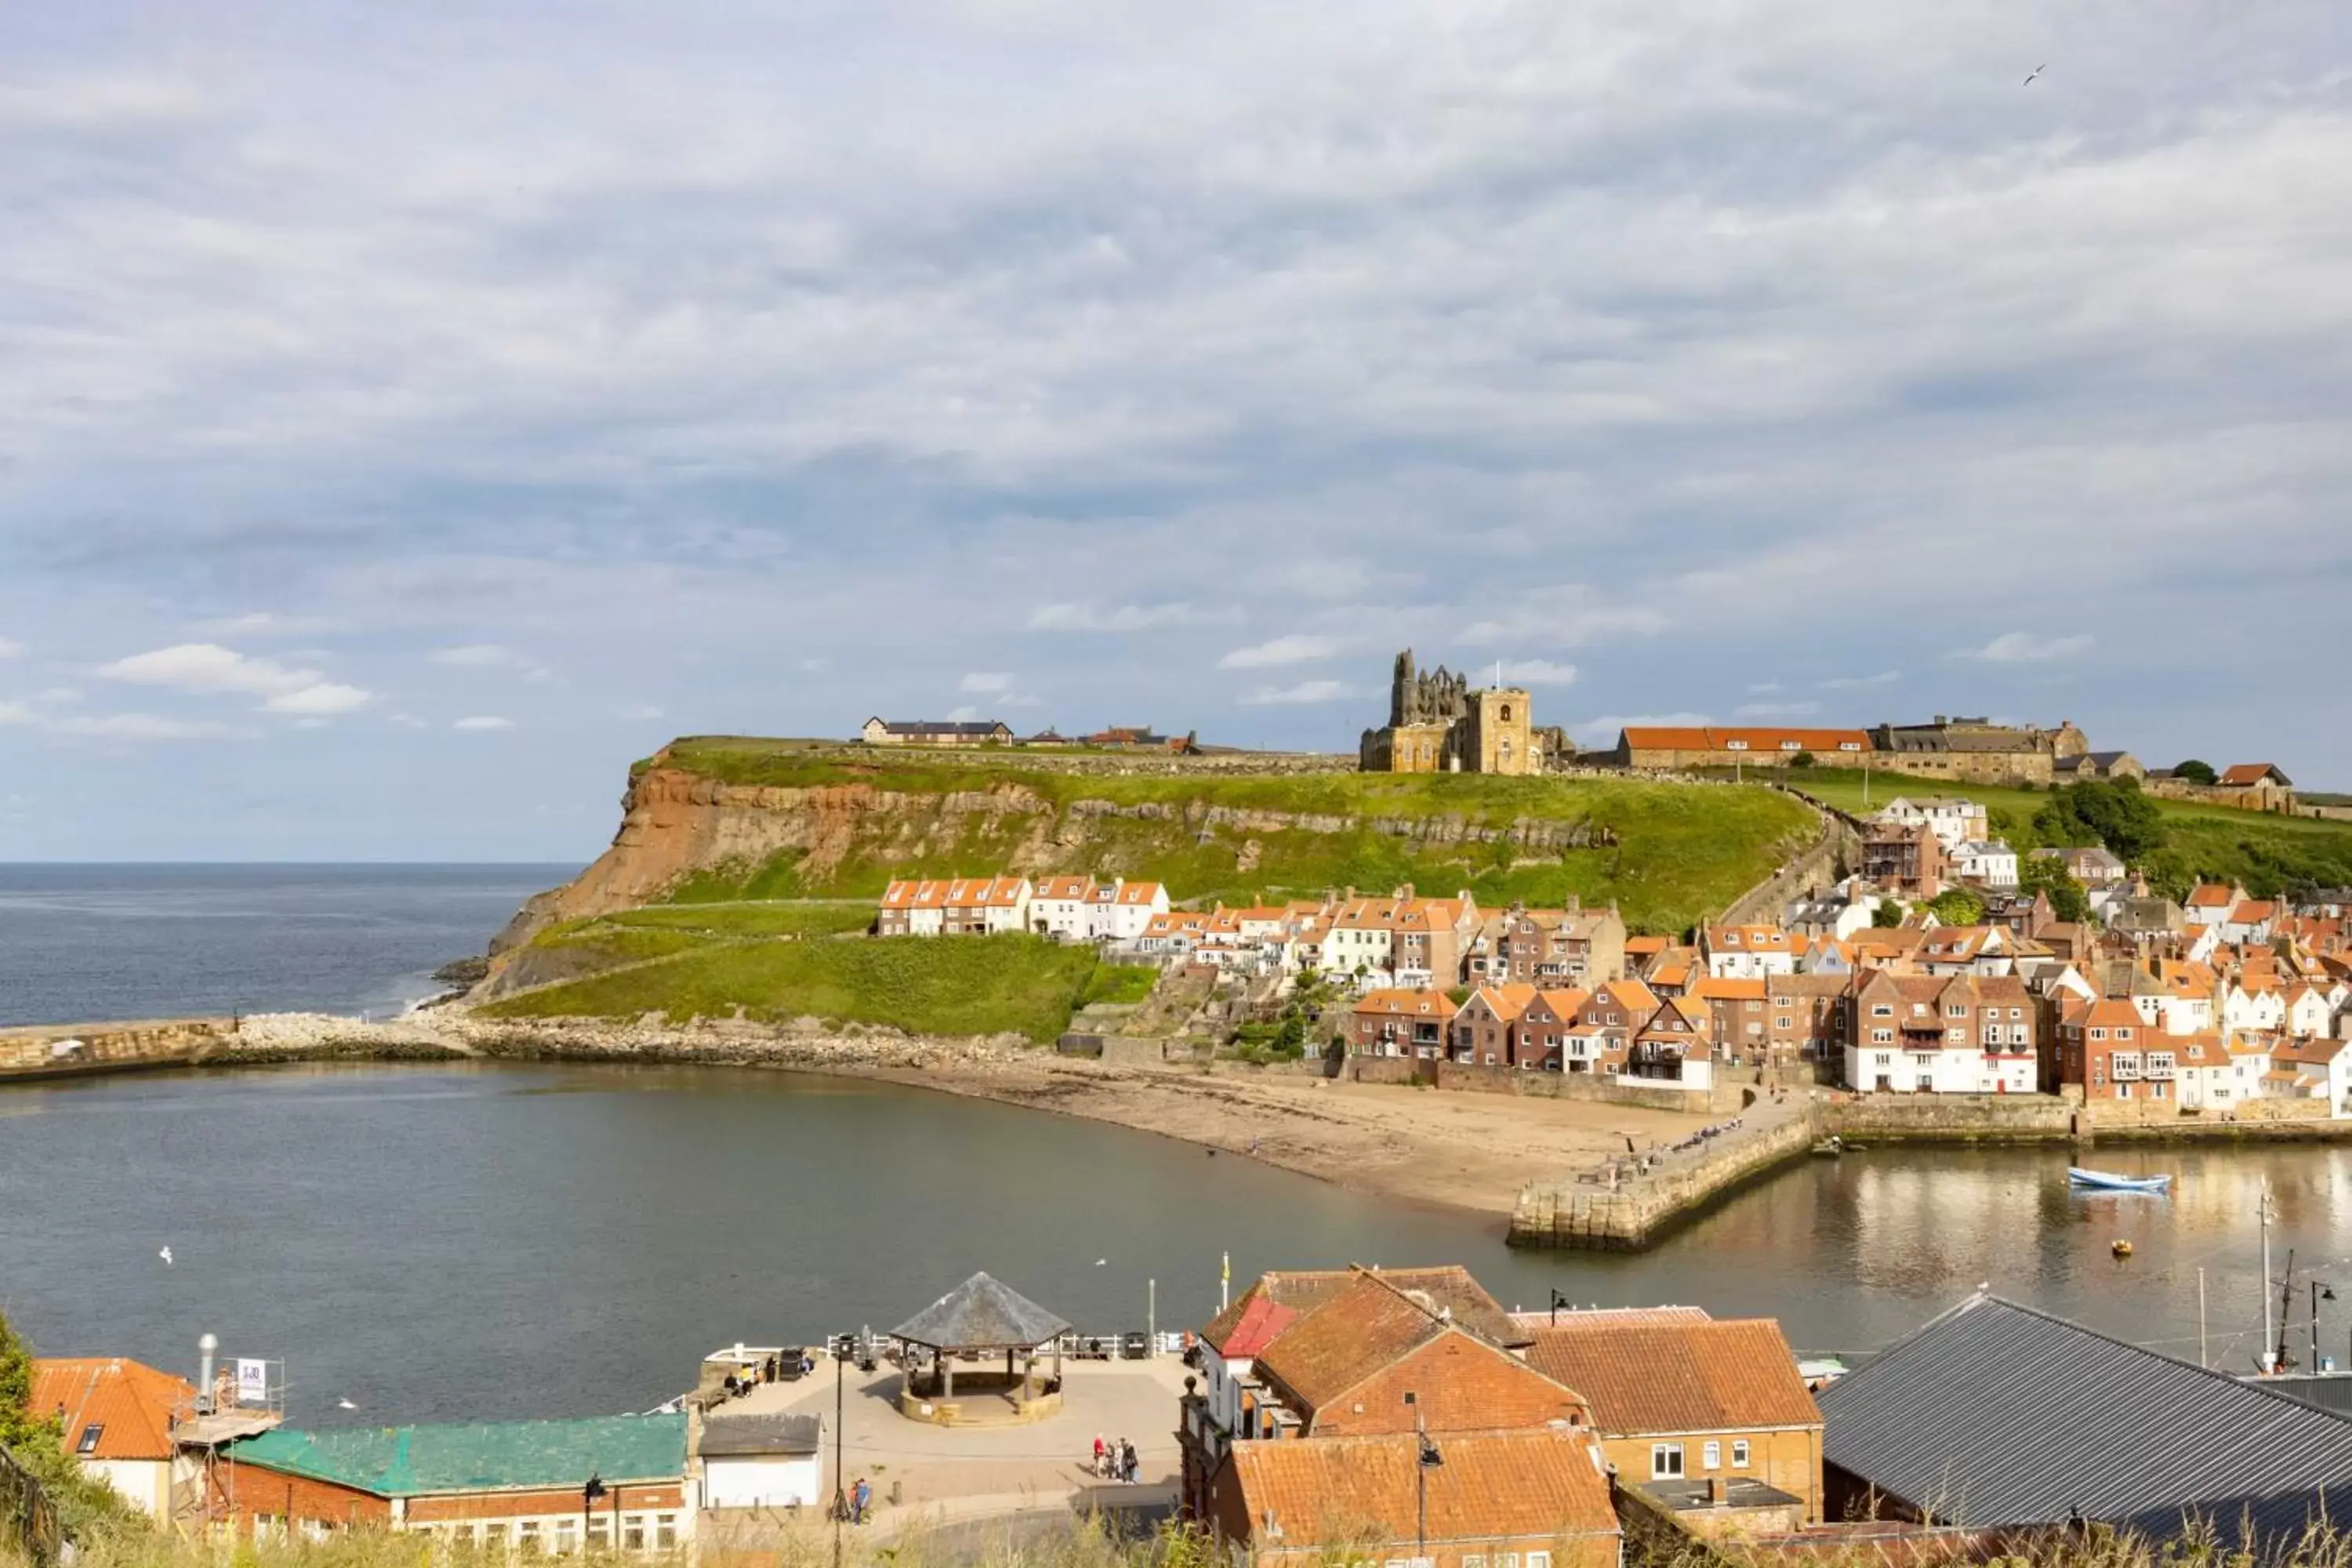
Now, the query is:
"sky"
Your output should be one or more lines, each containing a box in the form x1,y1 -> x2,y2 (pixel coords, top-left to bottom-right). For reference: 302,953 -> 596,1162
2,1 -> 2348,861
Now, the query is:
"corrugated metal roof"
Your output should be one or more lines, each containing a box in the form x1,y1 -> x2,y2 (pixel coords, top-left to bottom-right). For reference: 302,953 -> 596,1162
226,1414 -> 686,1497
699,1414 -> 822,1458
1819,1295 -> 2352,1530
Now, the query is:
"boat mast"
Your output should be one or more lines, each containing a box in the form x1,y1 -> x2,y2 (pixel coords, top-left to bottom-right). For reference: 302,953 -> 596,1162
2262,1180 -> 2276,1367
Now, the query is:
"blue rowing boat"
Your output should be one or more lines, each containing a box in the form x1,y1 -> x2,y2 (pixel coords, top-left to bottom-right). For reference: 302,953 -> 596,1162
2068,1166 -> 2172,1194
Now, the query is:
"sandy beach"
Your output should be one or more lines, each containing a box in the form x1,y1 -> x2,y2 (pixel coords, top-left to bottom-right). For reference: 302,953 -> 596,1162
26,1009 -> 1719,1221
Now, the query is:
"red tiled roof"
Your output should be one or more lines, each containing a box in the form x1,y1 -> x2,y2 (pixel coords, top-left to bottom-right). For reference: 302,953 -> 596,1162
2220,764 -> 2287,787
1621,726 -> 1875,753
1224,1428 -> 1618,1550
1207,1294 -> 1301,1359
1522,1319 -> 1821,1436
32,1359 -> 195,1463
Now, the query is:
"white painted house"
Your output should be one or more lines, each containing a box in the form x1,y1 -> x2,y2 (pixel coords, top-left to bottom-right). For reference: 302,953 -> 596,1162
1095,880 -> 1170,943
1703,924 -> 1798,979
2223,982 -> 2288,1036
1950,840 -> 2020,889
698,1414 -> 825,1511
1029,876 -> 1099,939
34,1358 -> 198,1524
1875,797 -> 1991,851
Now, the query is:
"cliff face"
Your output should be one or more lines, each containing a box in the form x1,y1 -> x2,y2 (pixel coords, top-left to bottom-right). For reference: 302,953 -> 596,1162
492,764 -> 1621,953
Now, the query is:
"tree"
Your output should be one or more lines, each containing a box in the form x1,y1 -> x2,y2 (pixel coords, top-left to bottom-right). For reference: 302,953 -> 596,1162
2017,853 -> 2092,924
2172,759 -> 2218,786
2033,779 -> 2167,864
0,1306 -> 138,1541
1790,751 -> 1816,768
0,1305 -> 38,1453
1871,899 -> 1907,928
1924,888 -> 1985,927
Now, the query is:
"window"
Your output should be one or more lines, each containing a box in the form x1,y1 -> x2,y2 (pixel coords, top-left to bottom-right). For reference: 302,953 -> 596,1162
1652,1443 -> 1685,1478
1947,1028 -> 1965,1043
482,1523 -> 507,1548
75,1424 -> 102,1455
1777,1017 -> 1791,1030
622,1516 -> 647,1552
1467,1559 -> 1488,1568
1726,739 -> 1749,751
1871,1004 -> 1893,1018
518,1523 -> 543,1555
1528,1555 -> 1552,1568
1703,1440 -> 1722,1468
554,1521 -> 579,1555
653,1517 -> 677,1551
1872,1029 -> 1893,1044
1732,1440 -> 1751,1468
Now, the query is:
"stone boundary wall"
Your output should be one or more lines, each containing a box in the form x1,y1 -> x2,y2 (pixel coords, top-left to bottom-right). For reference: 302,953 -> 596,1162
778,742 -> 1353,778
1345,1057 -> 1748,1113
1508,1110 -> 1820,1250
1719,811 -> 1857,929
1824,1093 -> 2075,1142
0,1018 -> 234,1080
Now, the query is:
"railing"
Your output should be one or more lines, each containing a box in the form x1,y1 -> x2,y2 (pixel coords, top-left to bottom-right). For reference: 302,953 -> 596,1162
0,1441 -> 63,1568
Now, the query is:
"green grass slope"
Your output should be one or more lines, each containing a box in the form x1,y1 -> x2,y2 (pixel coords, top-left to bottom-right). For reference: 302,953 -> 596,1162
1784,768 -> 2352,897
648,740 -> 1820,935
481,929 -> 1152,1041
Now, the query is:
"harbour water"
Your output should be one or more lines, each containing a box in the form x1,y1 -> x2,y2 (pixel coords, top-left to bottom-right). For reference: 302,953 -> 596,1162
0,864 -> 578,1027
4,1060 -> 2348,1428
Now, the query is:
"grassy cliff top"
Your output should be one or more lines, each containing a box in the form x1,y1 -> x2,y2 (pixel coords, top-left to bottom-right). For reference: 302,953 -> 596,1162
638,739 -> 1822,934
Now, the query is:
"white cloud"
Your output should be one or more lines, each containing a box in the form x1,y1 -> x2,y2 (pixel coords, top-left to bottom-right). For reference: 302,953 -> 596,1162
0,637 -> 23,659
1817,670 -> 1904,689
0,701 -> 32,724
430,644 -> 527,667
1240,680 -> 1352,706
1498,659 -> 1578,687
797,659 -> 832,673
1747,681 -> 1783,695
96,642 -> 372,717
263,682 -> 371,715
945,704 -> 981,722
195,612 -> 327,637
958,672 -> 1016,694
617,703 -> 665,720
1457,586 -> 1671,648
1219,635 -> 1339,670
1735,700 -> 1821,717
390,713 -> 430,730
1955,633 -> 2095,663
1028,602 -> 1200,633
453,714 -> 514,731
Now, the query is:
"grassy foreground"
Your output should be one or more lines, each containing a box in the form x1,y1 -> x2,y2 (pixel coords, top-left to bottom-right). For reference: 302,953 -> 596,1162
643,740 -> 1820,935
480,931 -> 1154,1041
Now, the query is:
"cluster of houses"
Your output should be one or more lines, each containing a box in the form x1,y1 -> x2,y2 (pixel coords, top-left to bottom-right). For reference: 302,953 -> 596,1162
1180,1264 -> 2352,1563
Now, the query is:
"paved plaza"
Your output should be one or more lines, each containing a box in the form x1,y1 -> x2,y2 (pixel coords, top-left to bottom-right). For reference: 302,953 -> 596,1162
702,1355 -> 1190,1546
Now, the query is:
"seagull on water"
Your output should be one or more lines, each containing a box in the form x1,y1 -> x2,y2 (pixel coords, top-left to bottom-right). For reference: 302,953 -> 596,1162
158,1246 -> 174,1267
2023,63 -> 2047,85
336,1399 -> 358,1410
1094,1258 -> 1108,1266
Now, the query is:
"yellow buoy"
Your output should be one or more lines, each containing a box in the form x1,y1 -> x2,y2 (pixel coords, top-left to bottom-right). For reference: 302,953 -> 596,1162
2111,1240 -> 2134,1259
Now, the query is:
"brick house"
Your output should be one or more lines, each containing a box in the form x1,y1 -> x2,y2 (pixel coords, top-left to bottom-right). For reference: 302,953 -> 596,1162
1629,995 -> 1715,1083
1766,975 -> 1851,1063
1451,985 -> 1535,1067
1846,972 -> 2038,1094
2056,998 -> 2169,1102
1524,1318 -> 1824,1535
1563,980 -> 1657,1076
1490,905 -> 1628,987
1210,1428 -> 1620,1568
1693,978 -> 1769,1065
209,1415 -> 692,1551
1860,822 -> 1947,898
861,717 -> 1012,746
1352,989 -> 1460,1058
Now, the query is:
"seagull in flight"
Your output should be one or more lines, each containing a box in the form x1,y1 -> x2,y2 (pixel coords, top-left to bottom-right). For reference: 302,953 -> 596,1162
158,1246 -> 174,1267
2024,64 -> 2047,85
1094,1258 -> 1108,1266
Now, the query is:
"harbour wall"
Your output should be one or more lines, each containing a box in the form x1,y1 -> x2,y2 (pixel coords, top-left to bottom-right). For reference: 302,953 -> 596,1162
1508,1110 -> 1821,1251
0,1018 -> 237,1082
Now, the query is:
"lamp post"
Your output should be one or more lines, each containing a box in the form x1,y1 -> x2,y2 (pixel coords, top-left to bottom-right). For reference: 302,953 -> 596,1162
582,1472 -> 604,1555
2314,1282 -> 2338,1374
1403,1392 -> 1443,1567
1549,1288 -> 1571,1327
832,1336 -> 849,1568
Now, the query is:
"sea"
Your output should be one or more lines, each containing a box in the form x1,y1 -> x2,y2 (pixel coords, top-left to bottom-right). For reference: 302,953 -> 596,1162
0,863 -> 579,1028
0,864 -> 2344,1431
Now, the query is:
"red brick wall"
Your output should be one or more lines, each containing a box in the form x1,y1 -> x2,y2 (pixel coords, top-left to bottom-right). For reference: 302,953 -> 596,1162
405,1484 -> 685,1523
211,1463 -> 389,1533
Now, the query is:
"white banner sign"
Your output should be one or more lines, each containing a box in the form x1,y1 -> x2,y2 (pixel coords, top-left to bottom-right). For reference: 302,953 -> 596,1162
235,1359 -> 268,1406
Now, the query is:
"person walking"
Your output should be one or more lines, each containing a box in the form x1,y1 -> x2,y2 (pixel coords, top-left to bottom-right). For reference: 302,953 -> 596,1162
1092,1433 -> 1107,1476
852,1475 -> 872,1524
1122,1439 -> 1138,1484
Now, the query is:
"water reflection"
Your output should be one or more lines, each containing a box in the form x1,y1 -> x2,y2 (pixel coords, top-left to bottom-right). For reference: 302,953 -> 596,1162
1,1064 -> 2346,1423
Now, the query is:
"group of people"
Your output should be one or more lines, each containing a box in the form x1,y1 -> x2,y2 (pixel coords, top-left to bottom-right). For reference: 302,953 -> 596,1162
1669,1114 -> 1745,1154
1090,1434 -> 1141,1483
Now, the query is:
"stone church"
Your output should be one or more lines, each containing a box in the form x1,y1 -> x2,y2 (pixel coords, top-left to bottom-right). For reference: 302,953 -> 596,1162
1358,649 -> 1547,775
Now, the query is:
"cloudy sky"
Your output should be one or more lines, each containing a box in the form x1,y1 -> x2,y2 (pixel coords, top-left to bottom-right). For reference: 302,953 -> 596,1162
2,2 -> 2348,859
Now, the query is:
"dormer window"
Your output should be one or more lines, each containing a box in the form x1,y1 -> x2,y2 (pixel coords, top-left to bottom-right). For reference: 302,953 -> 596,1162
1726,739 -> 1750,752
78,1425 -> 103,1455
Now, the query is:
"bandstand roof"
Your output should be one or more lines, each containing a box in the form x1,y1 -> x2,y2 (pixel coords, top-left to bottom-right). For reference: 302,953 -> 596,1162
891,1272 -> 1071,1352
